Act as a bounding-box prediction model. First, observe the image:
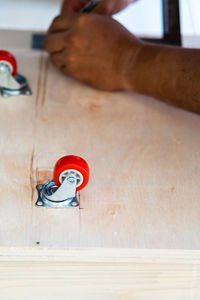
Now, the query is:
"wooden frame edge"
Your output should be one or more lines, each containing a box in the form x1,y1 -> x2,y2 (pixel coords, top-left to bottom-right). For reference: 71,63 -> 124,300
0,248 -> 200,264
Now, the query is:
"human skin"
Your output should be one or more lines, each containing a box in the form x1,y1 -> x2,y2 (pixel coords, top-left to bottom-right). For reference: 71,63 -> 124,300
126,43 -> 200,114
45,14 -> 141,91
45,10 -> 200,114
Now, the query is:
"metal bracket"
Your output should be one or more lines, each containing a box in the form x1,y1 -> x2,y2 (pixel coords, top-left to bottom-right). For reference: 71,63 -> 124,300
0,63 -> 32,98
35,176 -> 80,208
0,73 -> 32,98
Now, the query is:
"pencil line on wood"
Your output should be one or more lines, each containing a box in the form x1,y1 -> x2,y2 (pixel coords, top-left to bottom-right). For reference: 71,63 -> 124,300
30,146 -> 35,205
40,57 -> 49,110
35,52 -> 44,119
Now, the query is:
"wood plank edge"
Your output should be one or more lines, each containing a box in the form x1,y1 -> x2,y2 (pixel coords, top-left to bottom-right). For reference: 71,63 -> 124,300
0,248 -> 199,264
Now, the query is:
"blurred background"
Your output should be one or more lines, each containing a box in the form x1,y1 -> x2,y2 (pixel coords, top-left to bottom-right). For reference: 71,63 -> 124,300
0,0 -> 200,47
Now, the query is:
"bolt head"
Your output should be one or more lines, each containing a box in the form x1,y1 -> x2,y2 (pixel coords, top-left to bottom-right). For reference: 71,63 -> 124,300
67,176 -> 75,184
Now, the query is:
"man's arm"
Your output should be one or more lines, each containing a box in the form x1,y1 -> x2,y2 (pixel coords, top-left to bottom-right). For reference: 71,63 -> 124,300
45,14 -> 200,114
126,43 -> 200,114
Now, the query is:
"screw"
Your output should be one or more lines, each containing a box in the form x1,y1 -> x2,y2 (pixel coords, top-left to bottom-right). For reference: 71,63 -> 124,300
67,176 -> 75,184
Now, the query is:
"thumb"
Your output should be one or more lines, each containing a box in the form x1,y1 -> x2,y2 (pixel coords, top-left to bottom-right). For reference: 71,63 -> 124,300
61,0 -> 89,14
61,1 -> 73,14
93,1 -> 113,15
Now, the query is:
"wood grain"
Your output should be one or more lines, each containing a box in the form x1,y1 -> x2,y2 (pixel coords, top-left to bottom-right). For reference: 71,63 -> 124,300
0,248 -> 200,300
0,261 -> 198,300
1,29 -> 200,300
0,30 -> 200,249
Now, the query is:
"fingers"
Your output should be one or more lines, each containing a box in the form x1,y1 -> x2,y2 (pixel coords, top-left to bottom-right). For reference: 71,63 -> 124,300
44,32 -> 68,53
50,51 -> 66,68
48,14 -> 78,33
45,14 -> 90,53
50,50 -> 78,76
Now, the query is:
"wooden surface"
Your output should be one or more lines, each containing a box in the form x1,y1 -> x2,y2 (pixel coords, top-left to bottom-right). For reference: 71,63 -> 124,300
1,29 -> 200,300
1,260 -> 200,300
0,248 -> 199,300
1,30 -> 200,249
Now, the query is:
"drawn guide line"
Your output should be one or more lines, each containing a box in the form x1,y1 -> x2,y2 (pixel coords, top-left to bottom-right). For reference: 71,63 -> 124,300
30,51 -> 48,205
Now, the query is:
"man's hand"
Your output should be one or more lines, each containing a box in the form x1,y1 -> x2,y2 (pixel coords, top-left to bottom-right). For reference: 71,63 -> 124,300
61,0 -> 137,15
44,14 -> 143,91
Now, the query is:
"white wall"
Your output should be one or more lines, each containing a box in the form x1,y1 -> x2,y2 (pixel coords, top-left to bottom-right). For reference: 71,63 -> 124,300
0,0 -> 162,36
114,0 -> 162,37
0,0 -> 62,31
179,0 -> 200,35
0,0 -> 200,41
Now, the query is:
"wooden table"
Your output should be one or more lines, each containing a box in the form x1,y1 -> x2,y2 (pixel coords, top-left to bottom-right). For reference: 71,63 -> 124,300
0,30 -> 200,299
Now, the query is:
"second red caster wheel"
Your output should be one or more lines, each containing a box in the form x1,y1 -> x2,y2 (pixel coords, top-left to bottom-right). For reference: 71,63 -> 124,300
36,155 -> 90,208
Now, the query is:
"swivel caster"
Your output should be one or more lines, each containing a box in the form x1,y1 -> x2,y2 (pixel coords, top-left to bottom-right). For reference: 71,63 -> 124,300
0,50 -> 32,98
36,155 -> 90,208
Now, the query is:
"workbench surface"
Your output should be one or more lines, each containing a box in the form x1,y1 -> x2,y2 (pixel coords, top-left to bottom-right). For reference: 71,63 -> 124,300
0,30 -> 200,250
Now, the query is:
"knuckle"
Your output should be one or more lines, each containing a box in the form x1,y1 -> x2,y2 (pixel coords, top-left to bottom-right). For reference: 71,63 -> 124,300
66,33 -> 80,47
78,13 -> 89,25
50,16 -> 60,29
63,63 -> 74,75
53,15 -> 62,23
66,53 -> 76,64
49,15 -> 66,31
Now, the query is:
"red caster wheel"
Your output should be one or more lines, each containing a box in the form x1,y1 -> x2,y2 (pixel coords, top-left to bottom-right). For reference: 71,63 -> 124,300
0,50 -> 17,76
53,155 -> 90,191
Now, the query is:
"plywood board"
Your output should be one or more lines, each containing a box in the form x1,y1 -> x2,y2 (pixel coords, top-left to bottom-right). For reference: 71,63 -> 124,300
0,30 -> 200,249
